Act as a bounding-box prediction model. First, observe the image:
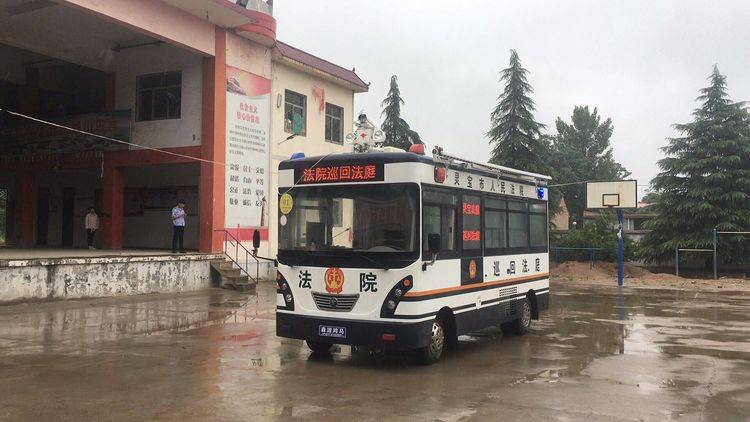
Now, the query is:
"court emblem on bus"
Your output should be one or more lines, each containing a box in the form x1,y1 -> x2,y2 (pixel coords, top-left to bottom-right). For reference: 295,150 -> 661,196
469,259 -> 477,279
325,267 -> 345,294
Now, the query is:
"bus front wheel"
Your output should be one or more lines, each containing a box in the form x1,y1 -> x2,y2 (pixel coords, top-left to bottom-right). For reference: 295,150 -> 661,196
419,318 -> 446,364
306,340 -> 333,354
502,298 -> 532,336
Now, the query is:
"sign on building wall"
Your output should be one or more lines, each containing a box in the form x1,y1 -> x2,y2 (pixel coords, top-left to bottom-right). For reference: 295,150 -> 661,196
225,66 -> 271,229
0,110 -> 131,157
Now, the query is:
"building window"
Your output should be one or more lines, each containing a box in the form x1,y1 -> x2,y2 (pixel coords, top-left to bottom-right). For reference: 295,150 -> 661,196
136,72 -> 181,121
284,90 -> 306,135
325,103 -> 344,144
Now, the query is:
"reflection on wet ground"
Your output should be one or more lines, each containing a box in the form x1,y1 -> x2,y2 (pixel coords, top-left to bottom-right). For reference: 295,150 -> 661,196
1,281 -> 750,421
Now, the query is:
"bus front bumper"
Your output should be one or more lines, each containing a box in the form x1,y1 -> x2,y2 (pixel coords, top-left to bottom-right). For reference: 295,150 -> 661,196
276,312 -> 432,350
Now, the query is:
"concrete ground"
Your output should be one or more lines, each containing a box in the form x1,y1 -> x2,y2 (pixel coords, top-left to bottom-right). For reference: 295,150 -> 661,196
1,280 -> 749,421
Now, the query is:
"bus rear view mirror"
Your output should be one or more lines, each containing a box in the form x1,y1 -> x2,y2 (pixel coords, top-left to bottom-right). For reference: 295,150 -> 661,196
423,233 -> 441,271
428,233 -> 441,255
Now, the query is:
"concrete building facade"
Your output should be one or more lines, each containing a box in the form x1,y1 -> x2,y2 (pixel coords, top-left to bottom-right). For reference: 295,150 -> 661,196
0,0 -> 367,267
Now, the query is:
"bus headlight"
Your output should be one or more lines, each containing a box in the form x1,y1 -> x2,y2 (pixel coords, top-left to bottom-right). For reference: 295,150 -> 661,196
276,271 -> 294,311
380,276 -> 414,318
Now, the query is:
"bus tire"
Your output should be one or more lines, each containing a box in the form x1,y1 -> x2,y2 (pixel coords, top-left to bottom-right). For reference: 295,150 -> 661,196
501,298 -> 532,336
306,340 -> 333,354
419,317 -> 446,364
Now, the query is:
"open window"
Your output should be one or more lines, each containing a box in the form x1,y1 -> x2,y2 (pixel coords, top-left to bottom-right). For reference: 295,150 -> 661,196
422,187 -> 458,259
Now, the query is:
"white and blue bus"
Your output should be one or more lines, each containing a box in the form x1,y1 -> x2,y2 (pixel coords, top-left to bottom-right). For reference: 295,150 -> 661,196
275,146 -> 550,363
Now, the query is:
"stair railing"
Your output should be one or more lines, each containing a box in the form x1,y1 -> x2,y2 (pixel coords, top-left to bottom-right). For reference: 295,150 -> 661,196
214,229 -> 276,283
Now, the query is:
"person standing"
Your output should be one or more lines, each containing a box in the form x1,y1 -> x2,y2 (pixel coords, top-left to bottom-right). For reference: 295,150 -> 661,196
85,207 -> 99,250
171,200 -> 186,253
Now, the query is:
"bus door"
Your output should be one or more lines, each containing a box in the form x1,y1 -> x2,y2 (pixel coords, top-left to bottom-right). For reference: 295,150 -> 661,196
461,193 -> 483,285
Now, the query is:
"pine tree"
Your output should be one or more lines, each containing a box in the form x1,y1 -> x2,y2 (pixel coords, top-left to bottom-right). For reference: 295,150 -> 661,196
487,50 -> 549,173
639,66 -> 750,264
380,75 -> 422,149
552,106 -> 630,226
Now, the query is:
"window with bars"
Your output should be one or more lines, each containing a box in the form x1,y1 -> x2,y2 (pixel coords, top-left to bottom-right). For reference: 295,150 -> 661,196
325,102 -> 344,144
284,90 -> 306,135
136,72 -> 181,121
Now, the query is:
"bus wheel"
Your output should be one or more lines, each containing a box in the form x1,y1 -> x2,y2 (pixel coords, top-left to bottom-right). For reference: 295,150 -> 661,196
306,340 -> 333,354
419,318 -> 445,364
502,298 -> 532,336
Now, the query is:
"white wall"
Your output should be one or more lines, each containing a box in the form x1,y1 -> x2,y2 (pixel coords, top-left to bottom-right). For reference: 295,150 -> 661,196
113,43 -> 203,150
265,62 -> 357,258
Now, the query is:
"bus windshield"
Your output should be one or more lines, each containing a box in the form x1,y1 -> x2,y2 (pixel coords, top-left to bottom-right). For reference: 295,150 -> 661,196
278,183 -> 419,267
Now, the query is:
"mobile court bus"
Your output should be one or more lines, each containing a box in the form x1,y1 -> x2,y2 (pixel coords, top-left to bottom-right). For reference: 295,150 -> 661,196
275,145 -> 550,363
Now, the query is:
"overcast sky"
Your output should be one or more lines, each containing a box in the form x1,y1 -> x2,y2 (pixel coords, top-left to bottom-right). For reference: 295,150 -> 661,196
275,0 -> 750,192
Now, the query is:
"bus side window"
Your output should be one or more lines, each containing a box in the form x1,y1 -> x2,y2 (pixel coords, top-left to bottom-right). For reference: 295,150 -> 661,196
484,197 -> 507,253
422,188 -> 457,257
530,202 -> 548,249
508,200 -> 529,250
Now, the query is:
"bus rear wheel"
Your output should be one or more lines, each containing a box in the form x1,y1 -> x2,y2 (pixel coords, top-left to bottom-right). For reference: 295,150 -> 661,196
306,340 -> 333,354
419,318 -> 445,364
501,298 -> 532,336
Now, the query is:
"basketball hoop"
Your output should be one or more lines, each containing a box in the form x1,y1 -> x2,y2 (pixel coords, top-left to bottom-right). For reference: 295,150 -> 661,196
585,180 -> 638,286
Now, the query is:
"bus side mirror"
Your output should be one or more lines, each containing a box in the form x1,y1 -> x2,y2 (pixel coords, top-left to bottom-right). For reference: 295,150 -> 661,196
428,233 -> 441,255
252,229 -> 261,255
424,234 -> 441,271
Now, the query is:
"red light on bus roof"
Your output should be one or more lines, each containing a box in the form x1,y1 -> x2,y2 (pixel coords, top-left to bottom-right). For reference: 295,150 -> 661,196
434,166 -> 446,183
409,144 -> 425,155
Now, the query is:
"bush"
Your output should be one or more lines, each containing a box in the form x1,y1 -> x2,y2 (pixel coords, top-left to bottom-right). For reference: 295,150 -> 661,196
552,214 -> 635,262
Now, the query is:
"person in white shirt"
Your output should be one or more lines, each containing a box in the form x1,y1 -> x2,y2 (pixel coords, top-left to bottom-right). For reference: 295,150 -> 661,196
85,207 -> 99,250
171,200 -> 186,253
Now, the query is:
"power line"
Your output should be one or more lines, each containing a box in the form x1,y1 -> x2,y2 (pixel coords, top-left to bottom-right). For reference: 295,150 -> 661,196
0,108 -> 226,166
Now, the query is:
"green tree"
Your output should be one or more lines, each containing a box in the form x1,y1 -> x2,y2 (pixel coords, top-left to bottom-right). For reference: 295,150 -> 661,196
638,66 -> 750,264
487,50 -> 549,173
380,75 -> 422,149
551,106 -> 630,226
554,214 -> 635,262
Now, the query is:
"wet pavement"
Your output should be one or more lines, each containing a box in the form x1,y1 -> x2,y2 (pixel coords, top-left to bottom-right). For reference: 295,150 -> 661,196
1,280 -> 750,421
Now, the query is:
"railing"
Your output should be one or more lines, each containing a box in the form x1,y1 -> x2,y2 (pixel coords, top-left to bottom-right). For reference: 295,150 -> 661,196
550,247 -> 602,269
214,229 -> 276,283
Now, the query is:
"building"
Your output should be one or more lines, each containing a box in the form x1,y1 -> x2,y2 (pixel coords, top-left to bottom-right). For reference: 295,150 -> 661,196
582,202 -> 656,243
551,198 -> 655,242
0,0 -> 368,269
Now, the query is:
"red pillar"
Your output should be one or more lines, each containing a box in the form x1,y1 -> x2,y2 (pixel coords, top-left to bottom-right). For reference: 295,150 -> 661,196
104,72 -> 116,112
102,161 -> 124,249
16,172 -> 36,248
199,27 -> 227,253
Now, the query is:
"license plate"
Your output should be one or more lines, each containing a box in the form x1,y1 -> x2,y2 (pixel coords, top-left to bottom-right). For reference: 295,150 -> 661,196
318,325 -> 347,339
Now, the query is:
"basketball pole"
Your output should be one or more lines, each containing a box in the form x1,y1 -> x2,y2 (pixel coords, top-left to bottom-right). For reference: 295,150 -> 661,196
617,209 -> 624,286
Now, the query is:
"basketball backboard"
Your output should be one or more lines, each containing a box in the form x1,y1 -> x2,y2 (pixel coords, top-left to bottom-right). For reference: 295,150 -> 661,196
586,180 -> 637,209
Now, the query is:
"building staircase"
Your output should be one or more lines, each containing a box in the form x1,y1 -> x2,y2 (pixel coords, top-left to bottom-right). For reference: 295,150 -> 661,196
210,259 -> 257,292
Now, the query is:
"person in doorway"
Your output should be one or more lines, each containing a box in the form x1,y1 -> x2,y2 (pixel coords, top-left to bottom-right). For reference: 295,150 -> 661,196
85,207 -> 99,250
171,200 -> 186,253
